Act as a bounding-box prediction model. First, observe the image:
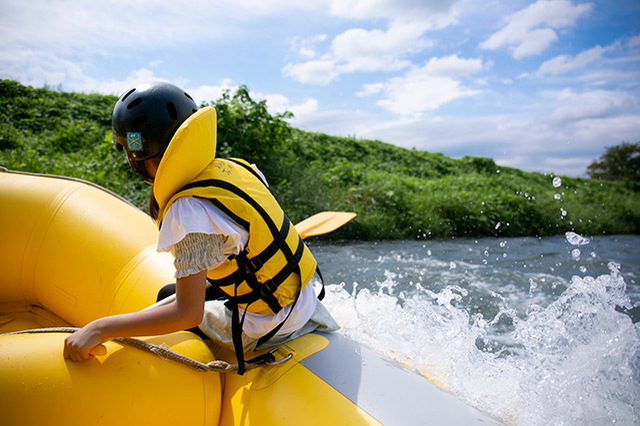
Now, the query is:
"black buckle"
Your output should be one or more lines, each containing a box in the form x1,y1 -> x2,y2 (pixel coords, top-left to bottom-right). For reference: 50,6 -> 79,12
259,279 -> 279,299
245,257 -> 264,274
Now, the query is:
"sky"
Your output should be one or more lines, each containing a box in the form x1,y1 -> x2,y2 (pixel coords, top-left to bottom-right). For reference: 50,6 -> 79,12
1,0 -> 639,177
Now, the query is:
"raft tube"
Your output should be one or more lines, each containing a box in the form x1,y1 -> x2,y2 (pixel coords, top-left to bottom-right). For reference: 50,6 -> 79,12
0,170 -> 500,425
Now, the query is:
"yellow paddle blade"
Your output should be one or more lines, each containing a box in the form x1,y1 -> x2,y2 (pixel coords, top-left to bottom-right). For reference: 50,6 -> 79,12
294,211 -> 357,239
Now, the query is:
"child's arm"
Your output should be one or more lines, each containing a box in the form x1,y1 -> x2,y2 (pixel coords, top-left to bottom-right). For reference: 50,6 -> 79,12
63,270 -> 207,362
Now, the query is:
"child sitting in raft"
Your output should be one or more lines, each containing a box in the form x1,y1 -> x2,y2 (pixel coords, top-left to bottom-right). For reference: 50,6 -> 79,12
63,82 -> 338,373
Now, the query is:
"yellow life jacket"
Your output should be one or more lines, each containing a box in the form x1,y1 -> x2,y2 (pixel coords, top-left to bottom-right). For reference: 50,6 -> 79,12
153,107 -> 317,315
160,158 -> 317,314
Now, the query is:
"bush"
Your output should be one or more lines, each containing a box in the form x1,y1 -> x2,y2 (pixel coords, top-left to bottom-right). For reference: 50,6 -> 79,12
587,142 -> 640,182
2,79 -> 639,240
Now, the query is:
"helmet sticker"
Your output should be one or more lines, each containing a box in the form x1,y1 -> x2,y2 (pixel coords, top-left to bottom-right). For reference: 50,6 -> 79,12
127,132 -> 143,151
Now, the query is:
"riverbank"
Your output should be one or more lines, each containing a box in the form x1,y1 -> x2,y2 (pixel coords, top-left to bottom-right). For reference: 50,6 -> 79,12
1,79 -> 638,239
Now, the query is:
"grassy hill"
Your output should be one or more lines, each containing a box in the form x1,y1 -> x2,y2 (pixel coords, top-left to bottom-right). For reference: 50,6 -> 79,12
1,79 -> 638,240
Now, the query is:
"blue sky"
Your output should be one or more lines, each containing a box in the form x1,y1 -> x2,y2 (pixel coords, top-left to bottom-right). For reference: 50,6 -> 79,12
1,0 -> 639,176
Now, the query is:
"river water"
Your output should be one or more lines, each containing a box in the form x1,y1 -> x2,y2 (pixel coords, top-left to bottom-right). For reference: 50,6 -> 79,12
308,234 -> 640,425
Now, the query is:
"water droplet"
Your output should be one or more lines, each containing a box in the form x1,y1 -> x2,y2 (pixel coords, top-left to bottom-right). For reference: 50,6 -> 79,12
565,231 -> 590,246
495,222 -> 501,230
571,248 -> 581,259
553,177 -> 562,188
554,194 -> 561,200
561,208 -> 567,217
449,262 -> 456,269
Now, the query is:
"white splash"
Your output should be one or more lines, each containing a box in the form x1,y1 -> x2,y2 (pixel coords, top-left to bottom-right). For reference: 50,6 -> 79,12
324,264 -> 640,425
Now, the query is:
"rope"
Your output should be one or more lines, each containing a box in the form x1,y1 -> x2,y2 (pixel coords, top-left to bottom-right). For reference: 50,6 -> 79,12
2,327 -> 282,373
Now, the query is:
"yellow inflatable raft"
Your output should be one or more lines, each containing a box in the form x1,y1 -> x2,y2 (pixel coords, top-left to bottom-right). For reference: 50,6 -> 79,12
0,169 -> 499,425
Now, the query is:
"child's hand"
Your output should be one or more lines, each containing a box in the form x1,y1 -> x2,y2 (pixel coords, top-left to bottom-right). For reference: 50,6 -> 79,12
90,344 -> 108,356
63,325 -> 107,361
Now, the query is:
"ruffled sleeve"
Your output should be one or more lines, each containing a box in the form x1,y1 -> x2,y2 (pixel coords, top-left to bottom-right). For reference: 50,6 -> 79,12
158,197 -> 249,278
158,197 -> 248,256
172,232 -> 227,278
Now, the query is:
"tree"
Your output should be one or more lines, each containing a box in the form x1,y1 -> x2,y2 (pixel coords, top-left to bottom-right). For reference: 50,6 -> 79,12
586,142 -> 640,182
201,85 -> 294,183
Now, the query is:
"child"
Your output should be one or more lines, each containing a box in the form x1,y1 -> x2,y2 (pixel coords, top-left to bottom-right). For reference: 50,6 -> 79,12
63,82 -> 337,372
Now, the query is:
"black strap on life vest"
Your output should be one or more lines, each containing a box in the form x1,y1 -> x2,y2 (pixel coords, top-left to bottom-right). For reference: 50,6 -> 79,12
181,167 -> 303,314
230,282 -> 248,374
203,206 -> 301,314
179,162 -> 305,374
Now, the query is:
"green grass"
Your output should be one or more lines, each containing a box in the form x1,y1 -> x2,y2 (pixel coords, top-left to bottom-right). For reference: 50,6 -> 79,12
2,79 -> 638,240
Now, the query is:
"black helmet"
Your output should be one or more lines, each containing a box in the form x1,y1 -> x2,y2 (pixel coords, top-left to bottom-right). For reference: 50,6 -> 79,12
112,82 -> 198,182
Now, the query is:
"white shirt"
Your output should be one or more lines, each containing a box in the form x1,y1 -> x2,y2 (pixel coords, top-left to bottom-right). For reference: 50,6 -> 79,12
157,196 -> 316,339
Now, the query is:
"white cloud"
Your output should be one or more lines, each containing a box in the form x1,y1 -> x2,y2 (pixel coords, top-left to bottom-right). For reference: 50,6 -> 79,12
357,83 -> 385,97
283,1 -> 463,85
282,58 -> 339,85
329,0 -> 461,29
0,49 -> 83,90
1,2 -> 209,53
262,94 -> 319,117
537,45 -> 606,76
262,94 -> 290,113
299,48 -> 317,59
289,34 -> 328,60
564,115 -> 640,151
189,79 -> 238,105
511,28 -> 558,59
540,88 -> 636,125
0,0 -> 329,93
3,0 -> 638,180
332,22 -> 429,73
370,55 -> 484,115
284,20 -> 433,85
0,43 -> 168,95
294,108 -> 377,138
480,0 -> 593,58
227,0 -> 322,16
288,98 -> 320,117
292,95 -> 640,176
93,69 -> 165,96
377,71 -> 482,116
0,0 -> 322,56
422,54 -> 485,77
375,75 -> 449,115
240,88 -> 320,119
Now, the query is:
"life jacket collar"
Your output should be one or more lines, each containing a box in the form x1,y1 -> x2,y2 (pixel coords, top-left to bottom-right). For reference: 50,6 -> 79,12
153,107 -> 217,212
